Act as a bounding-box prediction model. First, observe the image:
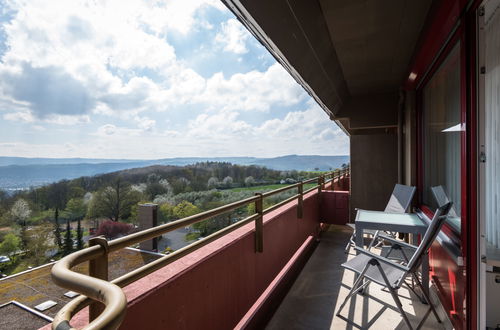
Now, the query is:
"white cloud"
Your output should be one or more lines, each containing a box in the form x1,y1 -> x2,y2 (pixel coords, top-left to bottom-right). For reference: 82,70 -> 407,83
0,0 -> 349,159
0,1 -> 305,121
99,124 -> 117,136
3,111 -> 35,123
135,116 -> 156,132
215,18 -> 251,54
198,63 -> 307,112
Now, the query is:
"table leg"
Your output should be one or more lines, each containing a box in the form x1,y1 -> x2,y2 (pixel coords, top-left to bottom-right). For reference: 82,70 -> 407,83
355,226 -> 363,252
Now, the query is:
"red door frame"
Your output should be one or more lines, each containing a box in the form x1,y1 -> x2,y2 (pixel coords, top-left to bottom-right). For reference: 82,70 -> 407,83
404,0 -> 481,329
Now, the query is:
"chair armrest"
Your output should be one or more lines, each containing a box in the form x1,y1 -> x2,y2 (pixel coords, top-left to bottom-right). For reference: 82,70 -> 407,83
354,246 -> 410,272
378,234 -> 418,250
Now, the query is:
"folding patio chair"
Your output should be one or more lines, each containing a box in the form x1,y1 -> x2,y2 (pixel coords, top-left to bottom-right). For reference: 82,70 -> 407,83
345,184 -> 416,253
336,202 -> 453,330
431,185 -> 461,232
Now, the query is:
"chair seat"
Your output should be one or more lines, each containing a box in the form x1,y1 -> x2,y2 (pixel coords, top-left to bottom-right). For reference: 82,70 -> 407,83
342,254 -> 406,288
381,245 -> 416,262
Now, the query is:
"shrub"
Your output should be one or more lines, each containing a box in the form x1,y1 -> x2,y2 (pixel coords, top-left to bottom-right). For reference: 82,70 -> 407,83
95,220 -> 133,239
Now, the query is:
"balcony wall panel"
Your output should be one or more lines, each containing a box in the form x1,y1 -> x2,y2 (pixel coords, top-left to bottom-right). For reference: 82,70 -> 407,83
114,192 -> 321,330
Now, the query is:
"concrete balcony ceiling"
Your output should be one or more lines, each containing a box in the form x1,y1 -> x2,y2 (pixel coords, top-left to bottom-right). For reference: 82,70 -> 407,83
222,0 -> 432,133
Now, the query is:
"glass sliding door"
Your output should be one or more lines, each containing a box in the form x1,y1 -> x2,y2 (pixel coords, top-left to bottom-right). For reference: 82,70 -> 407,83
422,43 -> 462,233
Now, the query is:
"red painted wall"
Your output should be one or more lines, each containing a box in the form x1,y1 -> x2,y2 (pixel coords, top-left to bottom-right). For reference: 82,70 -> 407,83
116,192 -> 321,330
320,191 -> 349,225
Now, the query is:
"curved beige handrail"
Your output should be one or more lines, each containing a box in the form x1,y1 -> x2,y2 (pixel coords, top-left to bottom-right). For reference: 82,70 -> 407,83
51,247 -> 127,330
50,168 -> 349,329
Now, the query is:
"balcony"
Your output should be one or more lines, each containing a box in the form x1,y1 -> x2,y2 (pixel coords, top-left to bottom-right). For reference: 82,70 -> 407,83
43,169 -> 449,330
266,226 -> 446,330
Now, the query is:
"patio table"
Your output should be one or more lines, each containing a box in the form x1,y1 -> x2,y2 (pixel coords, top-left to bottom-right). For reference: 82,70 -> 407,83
354,209 -> 429,301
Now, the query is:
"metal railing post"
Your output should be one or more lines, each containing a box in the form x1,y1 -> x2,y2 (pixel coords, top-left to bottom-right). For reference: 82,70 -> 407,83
89,236 -> 109,321
318,176 -> 323,194
330,172 -> 335,191
297,181 -> 303,219
254,193 -> 263,253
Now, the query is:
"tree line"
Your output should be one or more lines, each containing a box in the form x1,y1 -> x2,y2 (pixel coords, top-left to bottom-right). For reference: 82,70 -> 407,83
0,162 -> 326,274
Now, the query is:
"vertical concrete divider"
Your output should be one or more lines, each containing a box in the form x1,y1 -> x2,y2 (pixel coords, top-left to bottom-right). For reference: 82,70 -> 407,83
138,203 -> 158,252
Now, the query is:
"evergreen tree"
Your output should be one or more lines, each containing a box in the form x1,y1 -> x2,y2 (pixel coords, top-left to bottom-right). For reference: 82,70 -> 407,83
76,218 -> 84,250
20,222 -> 28,250
64,220 -> 73,255
54,208 -> 62,250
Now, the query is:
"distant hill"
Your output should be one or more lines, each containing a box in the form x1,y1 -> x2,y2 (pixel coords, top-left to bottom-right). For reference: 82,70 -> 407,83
0,155 -> 349,190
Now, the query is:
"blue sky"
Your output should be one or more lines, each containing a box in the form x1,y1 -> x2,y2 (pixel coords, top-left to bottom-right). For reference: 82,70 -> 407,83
0,0 -> 348,159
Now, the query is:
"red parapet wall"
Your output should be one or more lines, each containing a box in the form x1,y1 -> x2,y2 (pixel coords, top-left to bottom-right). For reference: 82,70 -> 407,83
55,191 -> 322,330
120,193 -> 320,330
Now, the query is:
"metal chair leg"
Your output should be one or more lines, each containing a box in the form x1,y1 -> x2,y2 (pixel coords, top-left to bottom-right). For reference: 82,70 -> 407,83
336,263 -> 371,316
377,263 -> 414,330
412,273 -> 441,323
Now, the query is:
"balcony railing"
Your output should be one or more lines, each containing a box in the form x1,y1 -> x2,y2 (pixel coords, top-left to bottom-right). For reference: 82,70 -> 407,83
50,168 -> 349,330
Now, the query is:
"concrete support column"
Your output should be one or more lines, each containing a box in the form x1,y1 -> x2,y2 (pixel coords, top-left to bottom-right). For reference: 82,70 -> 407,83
138,203 -> 158,251
349,133 -> 398,221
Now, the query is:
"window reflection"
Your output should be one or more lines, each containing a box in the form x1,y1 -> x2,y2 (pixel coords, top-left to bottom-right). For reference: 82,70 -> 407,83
422,43 -> 461,233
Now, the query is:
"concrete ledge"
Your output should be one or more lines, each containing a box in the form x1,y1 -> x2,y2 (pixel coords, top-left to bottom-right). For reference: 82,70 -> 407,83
235,235 -> 317,330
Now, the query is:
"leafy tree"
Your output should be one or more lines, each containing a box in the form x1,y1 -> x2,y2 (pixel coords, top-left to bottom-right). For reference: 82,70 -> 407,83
244,176 -> 255,186
76,218 -> 84,250
0,233 -> 21,256
86,193 -> 99,220
64,220 -> 73,255
93,178 -> 140,222
193,214 -> 231,237
11,198 -> 31,224
65,198 -> 86,220
69,186 -> 85,199
83,192 -> 93,204
222,176 -> 233,188
11,198 -> 31,248
145,179 -> 171,200
26,224 -> 54,264
171,177 -> 190,194
173,201 -> 200,220
159,203 -> 175,223
207,177 -> 219,189
46,181 -> 70,213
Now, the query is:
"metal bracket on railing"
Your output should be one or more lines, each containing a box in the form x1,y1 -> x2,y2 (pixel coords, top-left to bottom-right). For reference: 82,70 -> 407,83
318,176 -> 324,194
254,193 -> 263,253
88,235 -> 109,321
89,235 -> 109,255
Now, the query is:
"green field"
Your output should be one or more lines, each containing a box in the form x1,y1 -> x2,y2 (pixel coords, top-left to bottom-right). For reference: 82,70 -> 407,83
228,183 -> 316,193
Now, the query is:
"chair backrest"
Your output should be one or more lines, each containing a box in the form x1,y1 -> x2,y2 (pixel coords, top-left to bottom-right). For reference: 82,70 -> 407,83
384,184 -> 417,213
406,202 -> 454,273
431,185 -> 458,218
